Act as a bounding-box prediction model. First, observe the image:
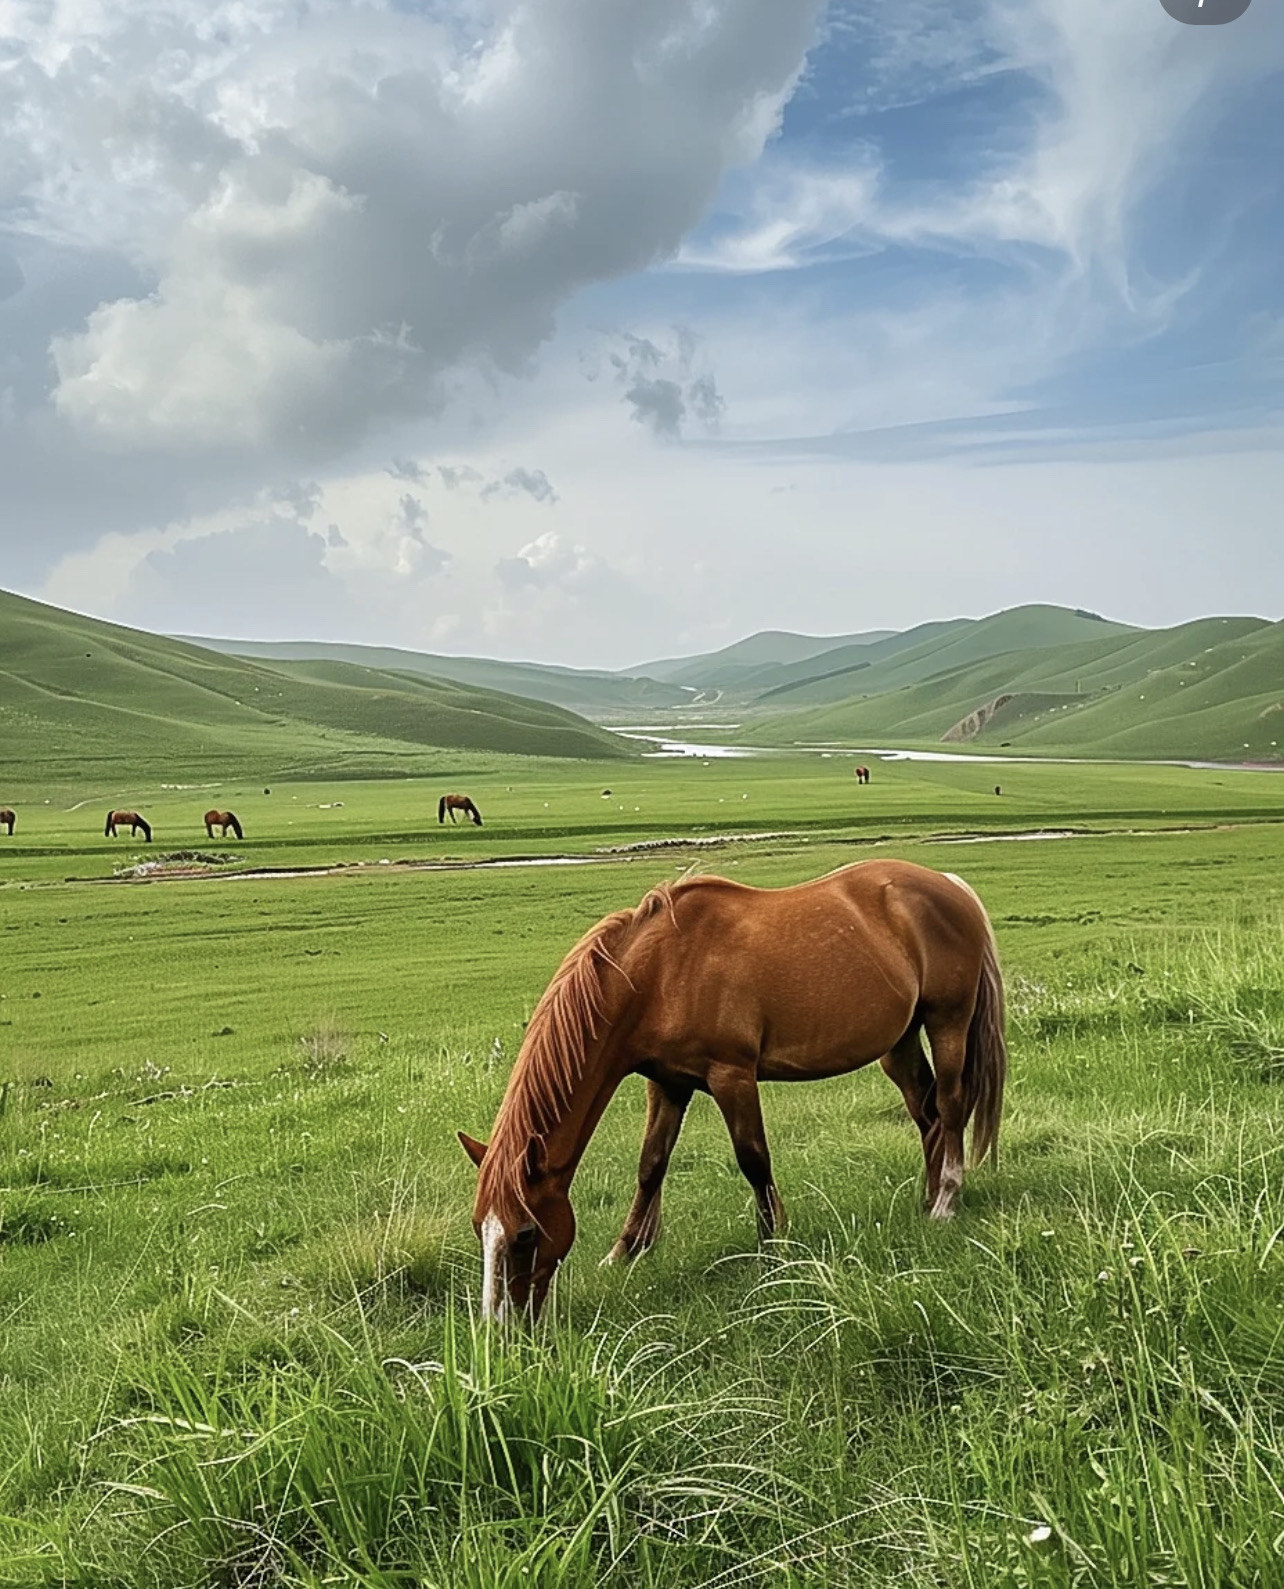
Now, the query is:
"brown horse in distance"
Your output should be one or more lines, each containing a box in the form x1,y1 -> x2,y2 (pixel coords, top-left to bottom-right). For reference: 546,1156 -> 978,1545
0,808 -> 14,836
105,810 -> 152,842
439,793 -> 483,826
204,810 -> 244,839
854,765 -> 871,784
459,859 -> 1007,1320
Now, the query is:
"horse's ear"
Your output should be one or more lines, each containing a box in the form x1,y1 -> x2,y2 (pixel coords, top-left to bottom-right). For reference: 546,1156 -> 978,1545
457,1131 -> 488,1169
524,1135 -> 548,1182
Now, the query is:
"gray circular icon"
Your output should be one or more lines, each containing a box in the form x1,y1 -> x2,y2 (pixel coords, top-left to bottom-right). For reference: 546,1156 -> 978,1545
1160,0 -> 1251,22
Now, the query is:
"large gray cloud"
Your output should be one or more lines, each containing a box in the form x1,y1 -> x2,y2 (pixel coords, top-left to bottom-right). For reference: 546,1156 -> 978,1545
7,0 -> 821,462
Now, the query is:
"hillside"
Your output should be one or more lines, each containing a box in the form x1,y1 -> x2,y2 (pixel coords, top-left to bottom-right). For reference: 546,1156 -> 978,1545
187,636 -> 689,714
0,590 -> 630,786
743,614 -> 1284,763
759,606 -> 1135,706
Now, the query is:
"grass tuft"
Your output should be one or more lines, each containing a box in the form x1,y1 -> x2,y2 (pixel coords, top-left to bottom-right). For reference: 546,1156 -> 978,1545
296,1018 -> 352,1077
106,1304 -> 812,1588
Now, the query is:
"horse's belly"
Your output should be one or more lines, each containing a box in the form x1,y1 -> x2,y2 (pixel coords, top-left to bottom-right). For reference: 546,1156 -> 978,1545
757,1017 -> 905,1082
758,1050 -> 875,1082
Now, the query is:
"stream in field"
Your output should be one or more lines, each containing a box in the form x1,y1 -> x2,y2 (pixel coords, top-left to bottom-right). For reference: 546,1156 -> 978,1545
610,727 -> 1283,771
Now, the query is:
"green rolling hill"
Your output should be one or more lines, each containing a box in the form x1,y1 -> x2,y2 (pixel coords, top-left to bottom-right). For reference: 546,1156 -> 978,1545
6,590 -> 1278,780
0,590 -> 631,787
187,636 -> 689,714
742,614 -> 1284,763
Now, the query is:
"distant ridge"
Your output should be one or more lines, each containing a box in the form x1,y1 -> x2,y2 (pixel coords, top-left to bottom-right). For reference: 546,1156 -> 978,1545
186,635 -> 688,714
632,628 -> 899,688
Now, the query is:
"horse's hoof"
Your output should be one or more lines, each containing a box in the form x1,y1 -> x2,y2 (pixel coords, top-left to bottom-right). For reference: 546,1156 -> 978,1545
600,1243 -> 629,1267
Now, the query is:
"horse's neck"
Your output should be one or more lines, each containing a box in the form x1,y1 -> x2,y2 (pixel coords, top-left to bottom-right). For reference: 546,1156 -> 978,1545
514,958 -> 636,1185
540,1031 -> 632,1182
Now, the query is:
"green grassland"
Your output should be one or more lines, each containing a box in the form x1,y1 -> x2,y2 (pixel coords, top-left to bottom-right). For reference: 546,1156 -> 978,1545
3,754 -> 1283,885
3,755 -> 1284,1586
0,590 -> 628,786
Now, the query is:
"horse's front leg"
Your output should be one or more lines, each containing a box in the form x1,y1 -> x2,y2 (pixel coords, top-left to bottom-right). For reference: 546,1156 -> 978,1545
603,1077 -> 693,1264
707,1062 -> 785,1240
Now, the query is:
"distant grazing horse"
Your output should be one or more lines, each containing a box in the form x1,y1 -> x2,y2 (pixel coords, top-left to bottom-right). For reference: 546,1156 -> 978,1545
439,793 -> 483,826
458,859 -> 1007,1320
0,808 -> 14,835
204,809 -> 243,839
854,765 -> 871,785
105,810 -> 152,842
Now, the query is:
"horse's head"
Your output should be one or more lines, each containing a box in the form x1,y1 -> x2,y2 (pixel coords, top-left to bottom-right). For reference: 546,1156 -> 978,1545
458,1131 -> 575,1321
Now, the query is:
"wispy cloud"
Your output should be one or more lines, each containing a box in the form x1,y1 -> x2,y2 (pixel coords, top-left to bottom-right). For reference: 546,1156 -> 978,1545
676,162 -> 881,273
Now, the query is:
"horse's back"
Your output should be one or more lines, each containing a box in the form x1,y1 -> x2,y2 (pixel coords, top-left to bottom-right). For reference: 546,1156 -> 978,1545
639,861 -> 981,945
622,863 -> 984,1075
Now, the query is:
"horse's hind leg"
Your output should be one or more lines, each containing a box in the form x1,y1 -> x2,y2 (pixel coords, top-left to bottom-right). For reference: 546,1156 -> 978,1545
707,1063 -> 785,1240
922,1010 -> 971,1220
880,1024 -> 941,1206
603,1078 -> 693,1264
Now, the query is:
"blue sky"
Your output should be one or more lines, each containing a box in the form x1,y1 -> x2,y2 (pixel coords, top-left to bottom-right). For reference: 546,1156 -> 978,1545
2,0 -> 1282,664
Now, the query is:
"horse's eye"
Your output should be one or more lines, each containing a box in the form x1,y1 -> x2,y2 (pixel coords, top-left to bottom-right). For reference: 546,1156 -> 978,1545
512,1223 -> 538,1249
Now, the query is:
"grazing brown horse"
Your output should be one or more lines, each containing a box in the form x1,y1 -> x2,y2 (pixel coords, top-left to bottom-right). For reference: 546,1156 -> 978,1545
105,810 -> 152,842
459,859 -> 1007,1320
439,793 -> 483,826
854,765 -> 871,785
204,809 -> 244,839
0,808 -> 14,836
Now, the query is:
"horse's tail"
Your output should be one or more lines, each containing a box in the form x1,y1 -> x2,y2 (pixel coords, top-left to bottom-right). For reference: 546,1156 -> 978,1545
138,816 -> 152,843
947,874 -> 1007,1168
105,810 -> 114,836
437,796 -> 446,824
228,812 -> 243,839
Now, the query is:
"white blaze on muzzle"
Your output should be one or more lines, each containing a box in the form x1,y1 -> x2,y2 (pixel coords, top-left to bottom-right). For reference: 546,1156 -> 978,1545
480,1211 -> 508,1322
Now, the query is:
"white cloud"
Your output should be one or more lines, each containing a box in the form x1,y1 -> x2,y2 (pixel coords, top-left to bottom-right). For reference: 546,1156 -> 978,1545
15,0 -> 823,454
495,530 -> 586,590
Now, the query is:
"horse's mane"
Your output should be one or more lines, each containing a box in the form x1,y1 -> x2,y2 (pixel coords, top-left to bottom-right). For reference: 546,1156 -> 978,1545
478,880 -> 690,1221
